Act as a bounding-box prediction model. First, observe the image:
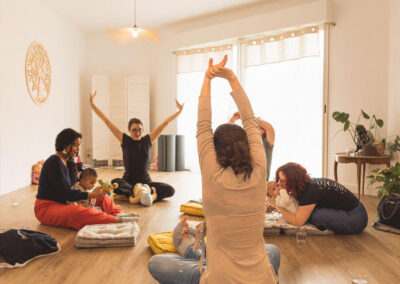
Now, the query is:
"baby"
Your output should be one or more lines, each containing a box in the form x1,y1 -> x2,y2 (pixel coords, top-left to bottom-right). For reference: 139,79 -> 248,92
68,168 -> 98,208
129,183 -> 157,207
69,168 -> 139,220
172,216 -> 203,260
267,181 -> 298,214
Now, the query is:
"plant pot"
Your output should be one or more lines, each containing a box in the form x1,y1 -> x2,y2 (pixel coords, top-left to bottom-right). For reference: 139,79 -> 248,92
362,142 -> 378,156
373,141 -> 385,155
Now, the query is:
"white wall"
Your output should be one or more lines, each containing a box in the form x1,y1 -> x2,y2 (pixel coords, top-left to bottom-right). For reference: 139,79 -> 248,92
0,0 -> 85,195
327,0 -> 390,195
388,0 -> 400,162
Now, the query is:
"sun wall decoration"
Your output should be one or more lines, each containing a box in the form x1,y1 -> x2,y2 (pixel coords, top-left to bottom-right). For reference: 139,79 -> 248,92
25,42 -> 52,105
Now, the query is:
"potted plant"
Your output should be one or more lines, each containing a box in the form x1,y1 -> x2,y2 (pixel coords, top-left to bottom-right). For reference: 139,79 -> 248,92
368,162 -> 400,198
382,135 -> 400,156
332,110 -> 383,155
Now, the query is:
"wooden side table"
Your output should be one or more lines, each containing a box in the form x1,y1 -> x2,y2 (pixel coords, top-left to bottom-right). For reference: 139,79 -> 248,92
334,153 -> 390,199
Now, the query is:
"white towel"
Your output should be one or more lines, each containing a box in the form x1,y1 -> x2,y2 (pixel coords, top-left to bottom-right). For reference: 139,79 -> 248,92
264,213 -> 333,235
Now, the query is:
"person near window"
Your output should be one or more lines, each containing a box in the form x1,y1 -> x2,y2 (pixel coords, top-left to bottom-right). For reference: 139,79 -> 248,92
268,162 -> 368,234
148,55 -> 279,284
90,91 -> 183,202
229,112 -> 275,181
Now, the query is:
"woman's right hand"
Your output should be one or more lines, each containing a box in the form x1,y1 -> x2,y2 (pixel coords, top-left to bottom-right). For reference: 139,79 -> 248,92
89,91 -> 97,108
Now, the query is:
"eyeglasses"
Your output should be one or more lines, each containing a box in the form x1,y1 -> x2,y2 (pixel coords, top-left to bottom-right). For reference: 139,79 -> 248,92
130,128 -> 143,133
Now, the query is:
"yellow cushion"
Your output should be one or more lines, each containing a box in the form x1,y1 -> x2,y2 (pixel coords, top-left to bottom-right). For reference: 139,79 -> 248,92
147,232 -> 177,254
180,202 -> 204,217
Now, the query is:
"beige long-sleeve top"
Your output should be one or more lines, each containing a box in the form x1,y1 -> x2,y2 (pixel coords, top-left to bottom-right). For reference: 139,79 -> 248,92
197,87 -> 278,284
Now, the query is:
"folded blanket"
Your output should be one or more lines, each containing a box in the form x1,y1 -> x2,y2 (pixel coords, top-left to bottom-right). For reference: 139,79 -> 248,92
75,222 -> 140,248
264,213 -> 333,235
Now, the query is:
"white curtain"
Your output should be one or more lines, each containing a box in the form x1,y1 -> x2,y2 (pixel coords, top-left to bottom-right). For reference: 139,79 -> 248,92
176,45 -> 234,171
243,26 -> 324,177
245,26 -> 320,67
176,44 -> 233,73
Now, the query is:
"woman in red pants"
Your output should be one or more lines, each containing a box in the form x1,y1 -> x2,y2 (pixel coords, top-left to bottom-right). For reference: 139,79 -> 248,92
34,128 -> 134,230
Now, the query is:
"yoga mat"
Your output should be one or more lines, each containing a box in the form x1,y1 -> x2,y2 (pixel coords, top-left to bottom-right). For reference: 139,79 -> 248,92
165,135 -> 176,172
158,135 -> 166,171
175,135 -> 185,171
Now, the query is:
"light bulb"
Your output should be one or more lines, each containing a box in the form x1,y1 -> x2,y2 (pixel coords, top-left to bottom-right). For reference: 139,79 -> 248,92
131,28 -> 138,38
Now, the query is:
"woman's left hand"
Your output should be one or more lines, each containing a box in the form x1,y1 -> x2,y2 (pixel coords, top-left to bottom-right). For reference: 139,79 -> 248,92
88,186 -> 107,199
175,99 -> 184,113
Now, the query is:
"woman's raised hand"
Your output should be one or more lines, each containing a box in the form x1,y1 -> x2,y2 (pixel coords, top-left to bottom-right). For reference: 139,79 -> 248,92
175,99 -> 184,113
206,55 -> 235,80
229,111 -> 240,123
89,91 -> 97,107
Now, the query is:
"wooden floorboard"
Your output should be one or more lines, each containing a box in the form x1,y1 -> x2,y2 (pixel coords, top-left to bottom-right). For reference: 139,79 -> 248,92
0,168 -> 399,284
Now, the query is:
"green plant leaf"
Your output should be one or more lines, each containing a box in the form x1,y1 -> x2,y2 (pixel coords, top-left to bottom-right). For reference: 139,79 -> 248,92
344,121 -> 350,131
333,112 -> 349,123
361,110 -> 370,119
376,119 -> 384,127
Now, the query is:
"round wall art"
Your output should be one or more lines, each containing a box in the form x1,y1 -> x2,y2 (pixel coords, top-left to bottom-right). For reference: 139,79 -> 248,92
25,42 -> 52,105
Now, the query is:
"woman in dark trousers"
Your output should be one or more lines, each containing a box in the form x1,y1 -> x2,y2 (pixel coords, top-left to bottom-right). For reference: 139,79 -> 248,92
268,162 -> 368,234
90,91 -> 184,201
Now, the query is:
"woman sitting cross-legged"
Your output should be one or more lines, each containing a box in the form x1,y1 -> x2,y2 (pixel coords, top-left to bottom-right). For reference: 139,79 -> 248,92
148,55 -> 279,284
268,162 -> 368,234
34,128 -> 137,230
90,91 -> 183,202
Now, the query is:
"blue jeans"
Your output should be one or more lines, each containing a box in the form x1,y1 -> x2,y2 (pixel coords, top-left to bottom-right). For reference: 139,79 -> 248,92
307,202 -> 368,234
148,244 -> 280,284
184,244 -> 204,260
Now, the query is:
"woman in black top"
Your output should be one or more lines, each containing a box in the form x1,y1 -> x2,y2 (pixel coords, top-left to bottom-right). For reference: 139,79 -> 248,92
90,91 -> 183,201
268,162 -> 368,234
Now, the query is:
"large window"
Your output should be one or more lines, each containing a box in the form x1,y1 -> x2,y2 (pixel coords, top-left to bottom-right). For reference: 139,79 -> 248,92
177,26 -> 324,177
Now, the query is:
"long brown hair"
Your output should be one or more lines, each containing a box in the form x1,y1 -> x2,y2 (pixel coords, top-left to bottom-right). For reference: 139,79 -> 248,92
275,162 -> 311,199
213,123 -> 253,181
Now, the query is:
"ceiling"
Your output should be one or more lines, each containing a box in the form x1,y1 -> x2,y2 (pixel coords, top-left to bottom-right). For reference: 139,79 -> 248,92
40,0 -> 272,33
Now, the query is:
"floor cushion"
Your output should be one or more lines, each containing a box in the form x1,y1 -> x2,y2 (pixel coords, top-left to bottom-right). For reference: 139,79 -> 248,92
180,201 -> 204,217
147,232 -> 177,254
75,222 -> 139,248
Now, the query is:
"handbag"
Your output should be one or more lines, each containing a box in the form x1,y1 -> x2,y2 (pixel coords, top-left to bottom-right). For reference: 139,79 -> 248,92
0,229 -> 61,268
372,193 -> 400,235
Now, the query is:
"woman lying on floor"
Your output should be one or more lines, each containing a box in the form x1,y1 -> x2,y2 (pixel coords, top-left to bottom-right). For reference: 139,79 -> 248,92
268,162 -> 368,234
148,55 -> 279,284
34,128 -> 136,230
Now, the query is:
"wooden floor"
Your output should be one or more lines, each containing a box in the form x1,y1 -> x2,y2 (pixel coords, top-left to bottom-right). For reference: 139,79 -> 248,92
0,168 -> 399,284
